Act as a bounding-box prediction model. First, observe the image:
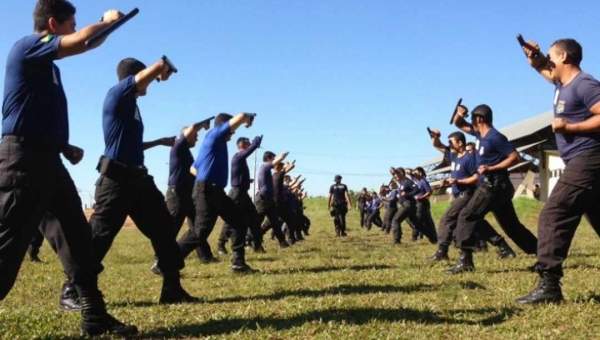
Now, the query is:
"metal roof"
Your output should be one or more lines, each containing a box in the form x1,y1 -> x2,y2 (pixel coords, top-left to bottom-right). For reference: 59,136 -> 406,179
419,111 -> 553,168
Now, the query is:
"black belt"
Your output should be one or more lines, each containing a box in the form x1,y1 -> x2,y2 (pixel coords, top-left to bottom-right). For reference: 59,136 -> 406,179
2,135 -> 63,153
97,156 -> 148,178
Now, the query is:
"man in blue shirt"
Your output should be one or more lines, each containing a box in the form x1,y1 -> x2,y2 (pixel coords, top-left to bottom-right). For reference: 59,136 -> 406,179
427,130 -> 515,262
357,188 -> 369,228
365,192 -> 383,230
148,120 -> 211,274
255,150 -> 291,248
517,38 -> 600,304
450,103 -> 538,275
0,1 -> 136,336
64,57 -> 199,307
216,135 -> 265,254
390,167 -> 426,245
381,182 -> 398,235
177,112 -> 259,273
412,167 -> 438,243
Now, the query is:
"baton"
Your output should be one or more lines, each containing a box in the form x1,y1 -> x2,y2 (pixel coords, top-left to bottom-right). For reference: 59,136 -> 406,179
86,8 -> 140,48
194,116 -> 215,129
517,34 -> 540,59
156,55 -> 178,82
449,98 -> 467,124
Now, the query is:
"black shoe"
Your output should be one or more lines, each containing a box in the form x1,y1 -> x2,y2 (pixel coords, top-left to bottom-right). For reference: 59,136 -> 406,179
59,282 -> 81,312
393,241 -> 401,245
428,247 -> 450,261
80,294 -> 138,336
254,246 -> 267,254
515,271 -> 564,304
445,250 -> 475,275
150,262 -> 162,276
217,245 -> 228,255
341,232 -> 347,237
498,241 -> 517,259
232,263 -> 260,274
279,241 -> 291,248
199,257 -> 220,264
527,261 -> 541,273
159,287 -> 201,304
30,254 -> 43,263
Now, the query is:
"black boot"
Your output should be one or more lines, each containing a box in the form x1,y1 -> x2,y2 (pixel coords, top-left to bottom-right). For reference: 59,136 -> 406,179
428,245 -> 450,261
80,290 -> 138,336
159,271 -> 201,304
527,261 -> 541,273
217,242 -> 228,255
497,240 -> 517,259
28,245 -> 42,263
254,245 -> 267,254
59,279 -> 81,312
478,239 -> 489,252
150,261 -> 162,276
231,255 -> 260,274
445,249 -> 475,275
515,271 -> 564,304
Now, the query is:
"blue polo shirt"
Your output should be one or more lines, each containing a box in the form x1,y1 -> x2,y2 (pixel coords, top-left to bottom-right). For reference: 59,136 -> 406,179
372,197 -> 381,211
230,139 -> 260,190
415,178 -> 432,199
168,133 -> 194,190
398,179 -> 420,204
553,73 -> 600,161
258,163 -> 274,197
468,127 -> 515,182
3,34 -> 69,147
444,147 -> 477,196
386,189 -> 398,209
102,76 -> 144,166
193,122 -> 231,188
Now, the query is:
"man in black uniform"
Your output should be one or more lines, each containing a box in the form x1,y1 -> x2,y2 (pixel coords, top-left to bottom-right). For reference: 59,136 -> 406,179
273,163 -> 298,244
0,1 -> 136,336
380,182 -> 398,234
465,142 -> 489,252
328,175 -> 352,237
357,188 -> 368,228
517,38 -> 600,303
448,103 -> 538,274
217,136 -> 265,254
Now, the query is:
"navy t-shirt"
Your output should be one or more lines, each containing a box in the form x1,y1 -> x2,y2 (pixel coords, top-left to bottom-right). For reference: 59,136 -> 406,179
468,127 -> 515,181
193,121 -> 231,188
329,183 -> 348,204
415,178 -> 432,199
398,179 -> 420,204
258,163 -> 274,197
168,133 -> 194,190
445,147 -> 477,195
102,76 -> 144,166
386,189 -> 398,208
3,34 -> 69,147
273,171 -> 285,204
553,72 -> 600,161
230,139 -> 260,190
372,197 -> 381,211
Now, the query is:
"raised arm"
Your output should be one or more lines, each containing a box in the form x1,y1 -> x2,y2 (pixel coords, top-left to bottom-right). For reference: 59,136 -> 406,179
430,129 -> 447,153
57,10 -> 124,59
239,136 -> 263,159
143,136 -> 175,150
522,40 -> 553,84
228,113 -> 256,133
134,59 -> 173,93
453,105 -> 475,136
182,119 -> 211,140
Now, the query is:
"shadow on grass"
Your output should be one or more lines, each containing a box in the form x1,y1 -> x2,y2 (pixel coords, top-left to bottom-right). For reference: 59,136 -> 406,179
265,264 -> 395,275
133,306 -> 519,339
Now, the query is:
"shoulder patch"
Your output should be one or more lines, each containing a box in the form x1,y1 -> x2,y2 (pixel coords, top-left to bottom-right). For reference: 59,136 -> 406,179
41,34 -> 54,43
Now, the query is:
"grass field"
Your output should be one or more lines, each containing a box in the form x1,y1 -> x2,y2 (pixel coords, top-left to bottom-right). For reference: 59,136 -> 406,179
2,197 -> 600,340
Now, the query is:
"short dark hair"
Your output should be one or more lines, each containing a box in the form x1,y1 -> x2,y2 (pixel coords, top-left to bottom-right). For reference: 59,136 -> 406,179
394,167 -> 405,176
263,151 -> 275,162
551,38 -> 583,66
236,137 -> 249,145
214,113 -> 233,126
415,166 -> 426,177
448,131 -> 466,145
34,0 -> 76,32
471,104 -> 493,124
466,142 -> 476,149
117,58 -> 146,81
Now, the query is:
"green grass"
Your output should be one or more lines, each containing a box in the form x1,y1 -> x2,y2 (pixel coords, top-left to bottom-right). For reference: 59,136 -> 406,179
2,198 -> 600,339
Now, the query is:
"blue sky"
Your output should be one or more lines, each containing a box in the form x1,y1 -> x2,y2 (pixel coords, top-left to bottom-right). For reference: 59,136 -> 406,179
2,0 -> 600,201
